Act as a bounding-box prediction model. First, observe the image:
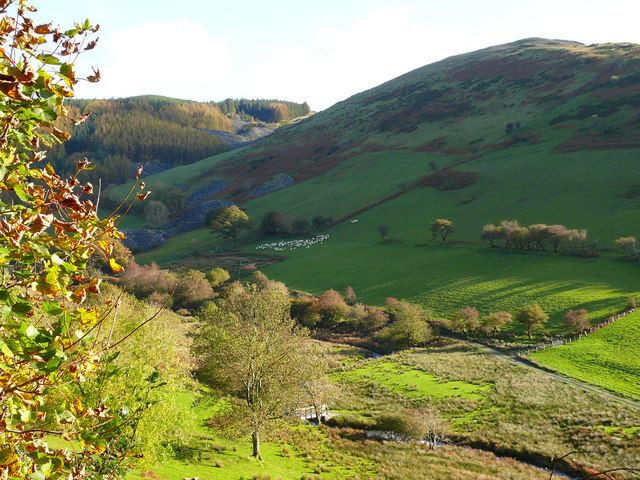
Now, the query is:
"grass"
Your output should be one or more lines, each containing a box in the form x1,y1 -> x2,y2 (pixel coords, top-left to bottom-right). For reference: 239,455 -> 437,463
331,341 -> 640,475
334,359 -> 488,400
531,310 -> 640,399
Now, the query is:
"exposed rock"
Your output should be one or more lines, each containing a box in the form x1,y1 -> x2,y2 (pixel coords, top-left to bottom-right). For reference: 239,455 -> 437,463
122,228 -> 169,253
248,174 -> 295,198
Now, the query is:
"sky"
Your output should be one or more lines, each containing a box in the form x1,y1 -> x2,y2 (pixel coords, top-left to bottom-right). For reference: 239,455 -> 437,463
36,0 -> 640,111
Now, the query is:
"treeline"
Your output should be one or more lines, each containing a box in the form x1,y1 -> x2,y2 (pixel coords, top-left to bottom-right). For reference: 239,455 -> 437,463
49,97 -> 232,186
259,210 -> 334,236
482,220 -> 598,256
215,98 -> 311,123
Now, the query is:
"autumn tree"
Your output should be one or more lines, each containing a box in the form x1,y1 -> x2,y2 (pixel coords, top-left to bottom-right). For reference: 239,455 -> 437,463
344,285 -> 357,306
482,311 -> 512,336
207,267 -> 231,287
481,224 -> 499,247
0,2 -> 154,477
516,304 -> 549,339
208,205 -> 250,246
431,218 -> 453,245
195,280 -> 325,460
450,307 -> 480,334
615,236 -> 639,259
564,308 -> 590,334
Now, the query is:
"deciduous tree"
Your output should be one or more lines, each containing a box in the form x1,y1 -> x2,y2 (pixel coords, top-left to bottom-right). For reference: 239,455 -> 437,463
431,218 -> 453,245
195,281 -> 325,460
516,304 -> 549,339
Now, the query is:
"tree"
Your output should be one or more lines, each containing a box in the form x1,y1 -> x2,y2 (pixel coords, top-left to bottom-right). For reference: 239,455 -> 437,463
174,269 -> 215,307
450,307 -> 480,334
344,285 -> 357,306
0,3 -> 153,476
144,200 -> 171,228
195,281 -> 324,460
615,236 -> 639,259
516,304 -> 549,339
378,224 -> 390,243
209,205 -> 250,246
481,224 -> 499,247
292,218 -> 310,235
431,218 -> 453,245
528,224 -> 549,251
482,311 -> 512,336
260,210 -> 291,236
547,224 -> 570,252
564,308 -> 590,334
207,267 -> 231,287
378,299 -> 432,349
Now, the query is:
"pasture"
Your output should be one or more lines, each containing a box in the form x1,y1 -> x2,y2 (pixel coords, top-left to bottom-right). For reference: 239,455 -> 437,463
531,310 -> 640,399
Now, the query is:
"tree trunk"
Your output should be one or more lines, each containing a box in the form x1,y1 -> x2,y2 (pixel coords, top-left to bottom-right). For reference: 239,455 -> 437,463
252,430 -> 262,460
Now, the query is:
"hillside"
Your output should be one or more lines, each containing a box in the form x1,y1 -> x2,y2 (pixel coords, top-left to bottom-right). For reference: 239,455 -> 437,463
128,38 -> 640,326
51,95 -> 310,189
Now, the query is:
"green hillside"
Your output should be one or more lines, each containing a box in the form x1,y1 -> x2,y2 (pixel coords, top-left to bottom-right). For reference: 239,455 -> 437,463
531,310 -> 640,398
132,38 -> 640,326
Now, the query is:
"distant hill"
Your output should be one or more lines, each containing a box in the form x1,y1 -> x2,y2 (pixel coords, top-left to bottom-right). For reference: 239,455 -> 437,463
51,95 -> 310,188
122,38 -> 640,326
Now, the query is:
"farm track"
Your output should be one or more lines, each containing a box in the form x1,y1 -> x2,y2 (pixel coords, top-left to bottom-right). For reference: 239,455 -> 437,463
446,335 -> 640,410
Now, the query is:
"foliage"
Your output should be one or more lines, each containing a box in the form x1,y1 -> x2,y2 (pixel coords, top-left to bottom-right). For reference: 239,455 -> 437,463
430,218 -> 453,245
50,96 -> 230,176
194,280 -> 326,459
615,236 -> 639,259
0,2 -> 153,477
206,267 -> 230,287
143,200 -> 170,228
208,205 -> 250,247
564,308 -> 590,333
215,98 -> 310,123
377,299 -> 432,349
515,303 -> 549,339
449,307 -> 480,334
118,261 -> 178,298
481,311 -> 512,335
259,210 -> 291,236
174,269 -> 214,308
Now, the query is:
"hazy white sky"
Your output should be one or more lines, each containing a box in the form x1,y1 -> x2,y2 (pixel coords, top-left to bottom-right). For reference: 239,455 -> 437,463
37,0 -> 640,110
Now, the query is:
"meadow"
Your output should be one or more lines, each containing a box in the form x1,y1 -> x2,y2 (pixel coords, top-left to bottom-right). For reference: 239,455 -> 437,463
531,310 -> 640,399
330,341 -> 640,476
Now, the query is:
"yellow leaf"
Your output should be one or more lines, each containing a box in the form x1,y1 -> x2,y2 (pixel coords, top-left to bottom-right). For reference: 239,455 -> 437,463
109,258 -> 123,273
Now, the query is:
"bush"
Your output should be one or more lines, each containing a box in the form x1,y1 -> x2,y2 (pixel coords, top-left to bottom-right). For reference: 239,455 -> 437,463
174,269 -> 215,307
313,289 -> 351,328
449,307 -> 480,334
325,414 -> 375,430
207,267 -> 231,287
118,262 -> 179,297
378,299 -> 432,350
260,211 -> 291,236
564,309 -> 590,334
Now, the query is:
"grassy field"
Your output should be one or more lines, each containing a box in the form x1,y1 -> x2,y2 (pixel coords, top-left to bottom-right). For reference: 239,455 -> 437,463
330,341 -> 640,475
531,311 -> 640,399
334,359 -> 488,400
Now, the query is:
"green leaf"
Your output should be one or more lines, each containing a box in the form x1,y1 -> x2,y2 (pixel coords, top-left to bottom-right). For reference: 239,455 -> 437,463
12,302 -> 33,316
50,253 -> 64,265
25,325 -> 39,340
0,339 -> 13,358
42,301 -> 64,315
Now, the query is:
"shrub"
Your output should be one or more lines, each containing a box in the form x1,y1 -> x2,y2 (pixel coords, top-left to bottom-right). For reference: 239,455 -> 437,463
313,289 -> 351,328
344,286 -> 357,305
207,267 -> 231,287
449,307 -> 480,334
378,299 -> 432,349
564,309 -> 590,334
119,262 -> 179,297
143,200 -> 170,228
359,308 -> 390,334
482,311 -> 512,336
174,269 -> 215,307
325,414 -> 375,430
260,211 -> 291,235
